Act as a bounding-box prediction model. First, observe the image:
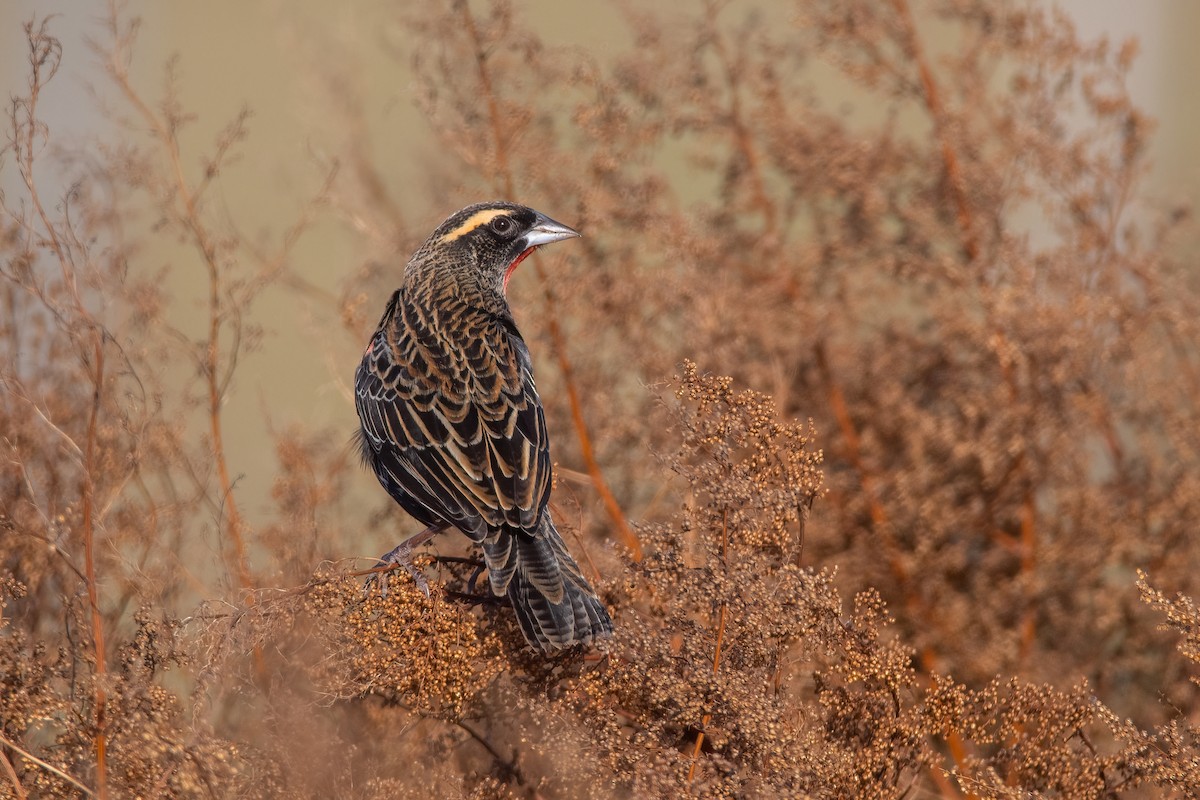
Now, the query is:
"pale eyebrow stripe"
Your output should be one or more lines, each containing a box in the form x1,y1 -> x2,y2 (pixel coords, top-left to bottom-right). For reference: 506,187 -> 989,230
439,208 -> 509,242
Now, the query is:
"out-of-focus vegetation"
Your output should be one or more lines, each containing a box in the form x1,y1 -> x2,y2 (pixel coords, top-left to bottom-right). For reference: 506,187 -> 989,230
3,3 -> 1200,797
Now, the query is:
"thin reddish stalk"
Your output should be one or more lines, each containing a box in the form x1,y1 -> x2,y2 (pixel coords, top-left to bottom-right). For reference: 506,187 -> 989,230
817,342 -> 967,799
457,0 -> 642,560
815,342 -> 904,586
890,0 -> 978,262
104,33 -> 254,596
0,732 -> 94,797
18,25 -> 109,795
534,281 -> 643,560
0,746 -> 29,800
81,339 -> 108,800
888,9 -> 1033,792
707,15 -> 777,238
917,650 -> 970,799
687,509 -> 729,785
1017,491 -> 1038,660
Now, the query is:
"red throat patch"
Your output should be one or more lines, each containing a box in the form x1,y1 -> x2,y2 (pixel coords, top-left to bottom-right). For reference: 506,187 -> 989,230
504,247 -> 536,292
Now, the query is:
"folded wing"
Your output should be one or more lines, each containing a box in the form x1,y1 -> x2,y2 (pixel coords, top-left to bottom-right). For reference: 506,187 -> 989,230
354,290 -> 552,544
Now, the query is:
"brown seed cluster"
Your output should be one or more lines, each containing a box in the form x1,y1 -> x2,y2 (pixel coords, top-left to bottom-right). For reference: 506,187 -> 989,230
303,569 -> 505,719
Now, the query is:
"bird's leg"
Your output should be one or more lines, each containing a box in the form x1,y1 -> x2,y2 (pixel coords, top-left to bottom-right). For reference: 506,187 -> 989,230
367,521 -> 449,598
466,562 -> 487,596
370,541 -> 427,598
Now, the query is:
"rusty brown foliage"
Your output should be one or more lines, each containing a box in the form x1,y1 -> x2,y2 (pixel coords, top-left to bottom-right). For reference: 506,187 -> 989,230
3,2 -> 1200,797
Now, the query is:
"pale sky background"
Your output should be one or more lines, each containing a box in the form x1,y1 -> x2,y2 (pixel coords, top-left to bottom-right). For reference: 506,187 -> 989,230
3,2 -> 1198,554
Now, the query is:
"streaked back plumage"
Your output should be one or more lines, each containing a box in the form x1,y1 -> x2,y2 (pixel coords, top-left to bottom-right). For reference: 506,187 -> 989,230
354,201 -> 613,651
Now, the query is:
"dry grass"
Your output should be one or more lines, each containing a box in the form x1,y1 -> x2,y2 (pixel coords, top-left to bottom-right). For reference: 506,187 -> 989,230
3,1 -> 1200,797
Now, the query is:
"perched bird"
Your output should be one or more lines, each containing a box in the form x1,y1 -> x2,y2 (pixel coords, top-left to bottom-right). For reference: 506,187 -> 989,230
354,201 -> 613,652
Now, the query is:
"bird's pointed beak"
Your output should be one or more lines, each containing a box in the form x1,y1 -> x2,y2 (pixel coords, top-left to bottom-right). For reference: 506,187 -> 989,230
523,213 -> 581,248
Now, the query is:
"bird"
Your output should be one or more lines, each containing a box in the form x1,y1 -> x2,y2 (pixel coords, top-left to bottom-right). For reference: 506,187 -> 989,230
354,201 -> 613,652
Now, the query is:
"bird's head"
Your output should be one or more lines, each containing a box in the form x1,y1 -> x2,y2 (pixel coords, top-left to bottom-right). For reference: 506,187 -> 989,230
410,201 -> 581,297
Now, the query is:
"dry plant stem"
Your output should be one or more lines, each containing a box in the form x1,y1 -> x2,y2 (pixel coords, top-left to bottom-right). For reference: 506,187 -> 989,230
887,8 -> 1021,791
0,748 -> 28,800
457,0 -> 642,561
533,275 -> 643,561
816,342 -> 966,799
889,0 -> 978,262
0,732 -> 95,798
706,5 -> 777,239
687,509 -> 729,786
917,652 -> 970,799
81,338 -> 109,800
814,342 -> 901,585
456,720 -> 525,786
892,2 -> 1038,663
102,9 -> 270,689
103,34 -> 253,598
18,26 -> 110,796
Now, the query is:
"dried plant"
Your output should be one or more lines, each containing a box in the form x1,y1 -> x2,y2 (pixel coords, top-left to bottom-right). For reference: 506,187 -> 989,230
3,2 -> 1200,798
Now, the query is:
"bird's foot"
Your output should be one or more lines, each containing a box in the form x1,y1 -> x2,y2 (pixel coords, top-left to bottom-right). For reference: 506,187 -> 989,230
364,522 -> 449,599
365,542 -> 430,599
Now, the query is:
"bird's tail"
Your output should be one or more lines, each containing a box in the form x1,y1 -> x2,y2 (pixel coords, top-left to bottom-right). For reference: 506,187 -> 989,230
480,516 -> 612,652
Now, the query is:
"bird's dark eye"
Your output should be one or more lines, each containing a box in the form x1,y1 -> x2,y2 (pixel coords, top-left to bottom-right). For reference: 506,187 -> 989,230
490,216 -> 514,235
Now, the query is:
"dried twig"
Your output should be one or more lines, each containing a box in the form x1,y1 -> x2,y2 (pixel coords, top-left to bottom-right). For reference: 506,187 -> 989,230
16,19 -> 111,798
456,0 -> 642,561
687,508 -> 730,785
101,10 -> 254,597
0,732 -> 95,798
889,0 -> 978,263
0,748 -> 28,800
80,336 -> 109,800
456,720 -> 526,785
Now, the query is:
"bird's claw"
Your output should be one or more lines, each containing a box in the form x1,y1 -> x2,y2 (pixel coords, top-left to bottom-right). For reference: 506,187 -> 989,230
365,542 -> 430,599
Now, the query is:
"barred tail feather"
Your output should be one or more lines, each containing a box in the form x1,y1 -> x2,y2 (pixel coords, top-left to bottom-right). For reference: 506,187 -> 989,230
494,517 -> 613,651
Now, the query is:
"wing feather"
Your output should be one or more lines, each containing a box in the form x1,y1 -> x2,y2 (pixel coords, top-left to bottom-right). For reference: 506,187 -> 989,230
355,289 -> 551,541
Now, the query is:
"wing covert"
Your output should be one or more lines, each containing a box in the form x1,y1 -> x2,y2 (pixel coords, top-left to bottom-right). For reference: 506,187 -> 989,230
355,294 -> 552,539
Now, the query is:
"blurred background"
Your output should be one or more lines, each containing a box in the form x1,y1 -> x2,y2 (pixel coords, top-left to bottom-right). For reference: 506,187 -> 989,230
4,0 -> 1197,536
